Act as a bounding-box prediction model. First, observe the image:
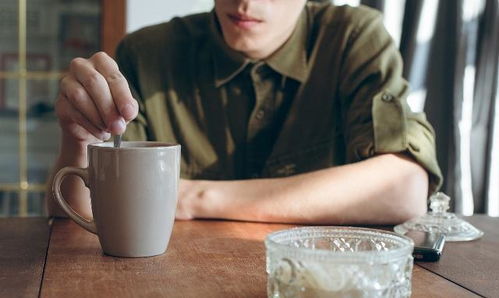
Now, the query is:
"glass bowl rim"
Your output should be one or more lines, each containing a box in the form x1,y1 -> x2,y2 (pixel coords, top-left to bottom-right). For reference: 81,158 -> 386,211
265,226 -> 414,263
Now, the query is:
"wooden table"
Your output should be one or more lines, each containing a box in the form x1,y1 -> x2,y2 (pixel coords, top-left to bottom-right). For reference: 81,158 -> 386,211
1,216 -> 497,297
0,217 -> 50,298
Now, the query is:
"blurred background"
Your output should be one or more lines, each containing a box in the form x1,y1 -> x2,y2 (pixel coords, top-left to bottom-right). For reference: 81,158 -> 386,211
0,0 -> 498,217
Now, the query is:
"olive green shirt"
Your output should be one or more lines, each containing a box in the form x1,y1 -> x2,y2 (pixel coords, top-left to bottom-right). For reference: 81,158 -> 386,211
117,2 -> 443,193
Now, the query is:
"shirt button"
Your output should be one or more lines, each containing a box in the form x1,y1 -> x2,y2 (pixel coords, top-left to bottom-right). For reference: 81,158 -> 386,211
233,87 -> 242,96
255,109 -> 265,120
382,93 -> 394,102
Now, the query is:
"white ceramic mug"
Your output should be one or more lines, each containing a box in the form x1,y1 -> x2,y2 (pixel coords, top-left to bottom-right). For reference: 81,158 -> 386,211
52,141 -> 181,257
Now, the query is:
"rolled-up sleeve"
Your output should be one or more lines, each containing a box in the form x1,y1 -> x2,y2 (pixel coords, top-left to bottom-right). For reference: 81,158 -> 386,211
339,10 -> 443,194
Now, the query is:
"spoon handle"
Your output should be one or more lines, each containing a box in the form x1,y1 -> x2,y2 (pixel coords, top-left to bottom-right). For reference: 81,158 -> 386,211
113,134 -> 122,148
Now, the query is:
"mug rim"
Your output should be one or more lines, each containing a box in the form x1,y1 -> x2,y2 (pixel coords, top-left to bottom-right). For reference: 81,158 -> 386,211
88,141 -> 180,151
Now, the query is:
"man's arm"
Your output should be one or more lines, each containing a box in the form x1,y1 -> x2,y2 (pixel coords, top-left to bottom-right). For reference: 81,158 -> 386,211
176,153 -> 428,225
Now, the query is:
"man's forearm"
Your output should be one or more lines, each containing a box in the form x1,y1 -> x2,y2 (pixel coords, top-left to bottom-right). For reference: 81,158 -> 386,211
180,153 -> 429,225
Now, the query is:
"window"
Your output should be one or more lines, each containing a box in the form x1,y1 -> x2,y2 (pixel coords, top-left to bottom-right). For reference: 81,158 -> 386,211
0,0 -> 124,217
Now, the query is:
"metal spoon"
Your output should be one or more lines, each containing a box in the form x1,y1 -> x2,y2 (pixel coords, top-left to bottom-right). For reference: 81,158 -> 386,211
113,134 -> 122,148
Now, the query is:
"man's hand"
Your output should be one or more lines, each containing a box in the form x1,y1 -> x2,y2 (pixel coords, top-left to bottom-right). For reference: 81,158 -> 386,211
47,51 -> 139,217
55,51 -> 138,147
176,179 -> 197,220
176,179 -> 215,220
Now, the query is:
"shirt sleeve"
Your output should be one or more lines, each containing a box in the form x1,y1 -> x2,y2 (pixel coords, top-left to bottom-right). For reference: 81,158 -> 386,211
338,10 -> 443,194
115,38 -> 149,142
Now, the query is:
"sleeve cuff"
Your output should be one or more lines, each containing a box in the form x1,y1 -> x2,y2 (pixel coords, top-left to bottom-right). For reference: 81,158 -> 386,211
348,90 -> 443,194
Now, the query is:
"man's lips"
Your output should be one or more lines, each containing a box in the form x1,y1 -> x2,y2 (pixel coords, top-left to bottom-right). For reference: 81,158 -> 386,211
227,13 -> 262,29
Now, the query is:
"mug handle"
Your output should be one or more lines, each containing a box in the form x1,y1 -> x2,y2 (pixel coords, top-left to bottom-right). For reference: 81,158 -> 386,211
52,166 -> 97,234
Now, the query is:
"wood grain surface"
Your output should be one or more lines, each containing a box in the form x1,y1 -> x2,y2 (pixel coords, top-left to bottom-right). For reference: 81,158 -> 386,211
412,266 -> 480,297
40,219 -> 479,297
417,215 -> 499,297
41,219 -> 293,297
0,217 -> 51,298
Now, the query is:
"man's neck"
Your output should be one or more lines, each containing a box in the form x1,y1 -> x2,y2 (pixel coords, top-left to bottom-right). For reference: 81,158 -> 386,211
241,23 -> 297,60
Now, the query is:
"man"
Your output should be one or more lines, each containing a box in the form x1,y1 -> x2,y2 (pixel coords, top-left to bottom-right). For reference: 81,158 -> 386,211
48,0 -> 442,224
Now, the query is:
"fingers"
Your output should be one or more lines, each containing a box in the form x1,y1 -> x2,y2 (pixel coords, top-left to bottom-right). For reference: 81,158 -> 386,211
60,75 -> 106,131
91,53 -> 138,122
60,51 -> 138,140
70,55 -> 125,135
55,94 -> 111,141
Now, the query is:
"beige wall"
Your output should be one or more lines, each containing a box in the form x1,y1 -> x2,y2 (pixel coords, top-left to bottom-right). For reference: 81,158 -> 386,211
126,0 -> 213,33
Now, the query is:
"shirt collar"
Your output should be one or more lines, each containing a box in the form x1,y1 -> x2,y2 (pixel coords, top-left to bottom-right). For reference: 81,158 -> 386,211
210,9 -> 309,87
210,12 -> 250,88
264,9 -> 308,83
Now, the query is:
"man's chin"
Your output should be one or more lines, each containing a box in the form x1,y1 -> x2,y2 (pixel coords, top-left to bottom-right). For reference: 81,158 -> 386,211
227,40 -> 265,57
